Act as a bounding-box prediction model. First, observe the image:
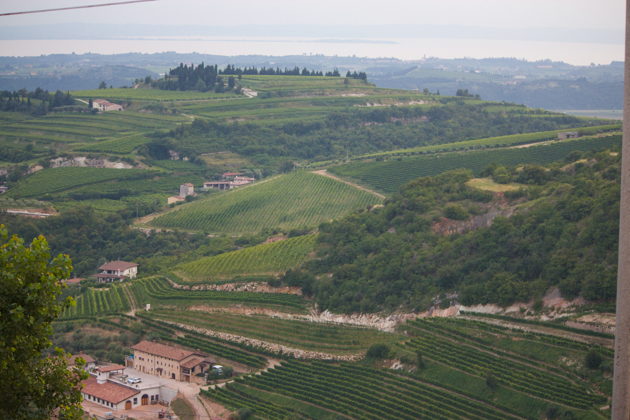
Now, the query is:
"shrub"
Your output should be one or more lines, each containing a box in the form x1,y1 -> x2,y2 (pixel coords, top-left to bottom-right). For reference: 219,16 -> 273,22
585,350 -> 603,369
545,405 -> 559,419
366,343 -> 390,359
444,205 -> 468,220
485,370 -> 497,389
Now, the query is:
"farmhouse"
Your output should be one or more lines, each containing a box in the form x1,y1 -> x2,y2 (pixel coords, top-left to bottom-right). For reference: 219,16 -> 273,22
180,183 -> 194,197
203,176 -> 255,190
92,99 -> 123,111
91,261 -> 138,283
558,131 -> 579,140
131,340 -> 209,383
80,365 -> 163,411
68,351 -> 96,370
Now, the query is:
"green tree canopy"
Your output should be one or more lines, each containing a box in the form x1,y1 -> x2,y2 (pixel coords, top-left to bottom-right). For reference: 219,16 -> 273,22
0,225 -> 87,420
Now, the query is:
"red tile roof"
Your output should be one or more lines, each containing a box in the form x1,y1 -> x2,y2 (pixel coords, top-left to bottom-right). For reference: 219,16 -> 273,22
69,353 -> 95,366
180,358 -> 205,369
184,183 -> 194,187
81,377 -> 139,404
96,364 -> 125,373
132,341 -> 194,361
65,278 -> 82,284
98,261 -> 138,271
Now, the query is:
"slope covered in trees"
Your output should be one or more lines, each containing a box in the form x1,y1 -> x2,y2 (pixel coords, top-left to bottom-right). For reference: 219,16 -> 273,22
296,147 -> 621,313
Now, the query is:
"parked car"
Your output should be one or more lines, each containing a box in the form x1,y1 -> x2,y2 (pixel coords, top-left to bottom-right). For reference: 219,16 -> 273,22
126,377 -> 141,384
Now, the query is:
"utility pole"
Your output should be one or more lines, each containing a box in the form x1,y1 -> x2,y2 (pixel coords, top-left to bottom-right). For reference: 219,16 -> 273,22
612,1 -> 630,417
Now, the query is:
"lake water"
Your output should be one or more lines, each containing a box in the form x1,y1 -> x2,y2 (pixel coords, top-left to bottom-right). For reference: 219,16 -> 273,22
0,36 -> 622,65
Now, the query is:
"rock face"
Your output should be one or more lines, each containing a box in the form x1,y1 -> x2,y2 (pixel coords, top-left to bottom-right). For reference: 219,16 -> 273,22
48,156 -> 134,169
164,321 -> 363,362
170,280 -> 303,296
432,208 -> 515,235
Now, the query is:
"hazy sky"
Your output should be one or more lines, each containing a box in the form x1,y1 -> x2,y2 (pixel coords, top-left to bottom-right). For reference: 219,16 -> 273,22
0,0 -> 624,29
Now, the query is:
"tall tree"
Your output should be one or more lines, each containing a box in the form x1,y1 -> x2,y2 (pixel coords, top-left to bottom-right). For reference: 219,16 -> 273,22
0,226 -> 87,420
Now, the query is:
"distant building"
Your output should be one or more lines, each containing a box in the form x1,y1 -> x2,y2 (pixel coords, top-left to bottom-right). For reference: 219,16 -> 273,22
180,183 -> 194,197
91,261 -> 138,283
68,351 -> 96,370
65,278 -> 82,286
204,176 -> 255,191
92,99 -> 123,112
558,131 -> 579,140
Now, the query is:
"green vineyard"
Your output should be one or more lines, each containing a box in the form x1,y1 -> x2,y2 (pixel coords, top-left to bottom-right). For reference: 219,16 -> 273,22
71,88 -> 238,102
331,134 -> 622,192
134,276 -> 307,309
361,124 -> 621,157
60,285 -> 131,318
75,135 -> 151,154
7,167 -> 156,198
178,235 -> 316,280
205,360 -> 525,420
149,308 -> 399,356
149,171 -> 382,233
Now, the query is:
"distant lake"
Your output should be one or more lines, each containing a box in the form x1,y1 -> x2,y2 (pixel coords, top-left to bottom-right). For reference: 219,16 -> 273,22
0,36 -> 622,65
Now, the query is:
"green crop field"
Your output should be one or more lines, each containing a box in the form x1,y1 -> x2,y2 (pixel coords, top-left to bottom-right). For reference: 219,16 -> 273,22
62,174 -> 204,198
74,134 -> 150,154
60,285 -> 130,318
133,276 -> 307,309
149,171 -> 382,234
71,88 -> 240,102
6,167 -> 157,198
149,309 -> 400,356
177,235 -> 316,281
152,160 -> 207,171
330,134 -> 622,192
358,124 -> 622,158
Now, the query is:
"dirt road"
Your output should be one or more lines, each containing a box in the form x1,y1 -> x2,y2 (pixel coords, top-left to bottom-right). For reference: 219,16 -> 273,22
312,169 -> 385,199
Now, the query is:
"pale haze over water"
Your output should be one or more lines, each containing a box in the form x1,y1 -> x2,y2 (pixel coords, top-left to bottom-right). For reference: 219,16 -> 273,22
0,37 -> 622,65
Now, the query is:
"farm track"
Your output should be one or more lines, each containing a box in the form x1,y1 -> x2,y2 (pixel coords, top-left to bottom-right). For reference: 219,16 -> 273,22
312,169 -> 386,199
122,284 -> 138,315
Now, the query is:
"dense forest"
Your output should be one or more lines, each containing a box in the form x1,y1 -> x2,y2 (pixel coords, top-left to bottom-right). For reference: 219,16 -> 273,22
289,147 -> 621,312
148,103 -> 593,162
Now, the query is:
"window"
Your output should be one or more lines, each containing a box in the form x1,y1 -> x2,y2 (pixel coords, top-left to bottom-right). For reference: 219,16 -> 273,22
133,398 -> 137,405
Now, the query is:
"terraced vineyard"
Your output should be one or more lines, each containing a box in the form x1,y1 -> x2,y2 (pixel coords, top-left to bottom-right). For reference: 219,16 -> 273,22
331,134 -> 622,192
60,285 -> 130,318
75,134 -> 150,154
178,235 -> 316,280
133,276 -> 307,309
149,171 -> 382,233
6,167 -> 156,198
206,360 -> 526,420
360,124 -> 621,157
149,309 -> 399,355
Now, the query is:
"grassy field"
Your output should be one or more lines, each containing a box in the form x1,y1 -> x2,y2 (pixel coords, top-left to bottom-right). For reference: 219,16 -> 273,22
149,171 -> 382,234
149,309 -> 400,356
330,134 -> 622,193
170,398 -> 195,420
177,235 -> 316,281
466,178 -> 522,192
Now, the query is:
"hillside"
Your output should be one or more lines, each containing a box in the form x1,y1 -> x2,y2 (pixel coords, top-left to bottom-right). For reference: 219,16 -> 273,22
148,171 -> 382,234
299,147 -> 620,313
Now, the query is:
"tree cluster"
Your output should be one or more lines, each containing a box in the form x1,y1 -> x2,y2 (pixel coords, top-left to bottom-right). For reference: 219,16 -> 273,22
0,88 -> 74,116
